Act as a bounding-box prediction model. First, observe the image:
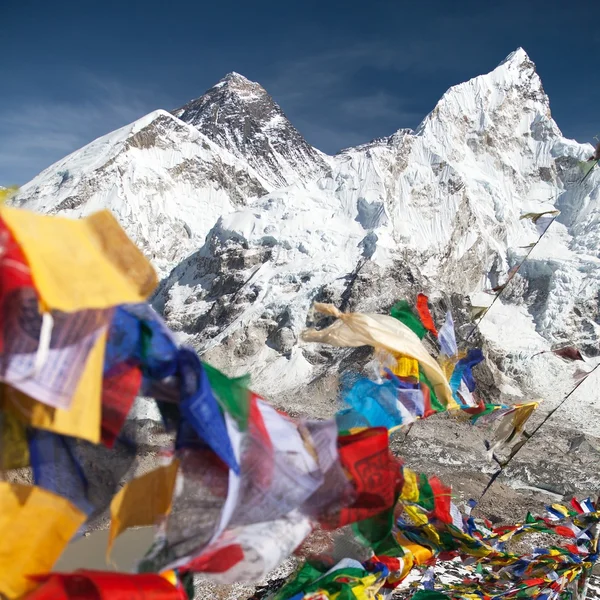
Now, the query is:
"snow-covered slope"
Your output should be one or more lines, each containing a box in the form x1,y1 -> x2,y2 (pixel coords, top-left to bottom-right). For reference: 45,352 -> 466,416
11,110 -> 269,275
172,72 -> 331,189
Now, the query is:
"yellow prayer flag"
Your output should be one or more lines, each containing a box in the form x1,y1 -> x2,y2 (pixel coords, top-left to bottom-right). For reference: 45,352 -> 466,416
405,505 -> 429,527
0,482 -> 86,599
396,533 -> 433,565
550,503 -> 570,518
400,468 -> 420,503
108,460 -> 180,558
2,330 -> 106,443
392,355 -> 420,380
336,574 -> 381,600
0,207 -> 157,312
437,356 -> 457,382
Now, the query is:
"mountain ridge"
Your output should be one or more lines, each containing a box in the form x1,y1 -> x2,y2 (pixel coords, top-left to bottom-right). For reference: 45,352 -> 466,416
12,48 -> 600,444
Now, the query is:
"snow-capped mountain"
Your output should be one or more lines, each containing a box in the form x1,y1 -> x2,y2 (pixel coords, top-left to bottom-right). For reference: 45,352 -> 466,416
155,49 -> 599,406
172,72 -> 331,189
11,109 -> 270,275
12,49 -> 600,508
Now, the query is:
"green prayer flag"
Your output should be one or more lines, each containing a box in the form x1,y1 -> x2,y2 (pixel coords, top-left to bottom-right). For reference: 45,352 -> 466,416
272,562 -> 326,600
411,590 -> 450,600
420,370 -> 445,413
418,473 -> 435,512
203,362 -> 251,430
390,300 -> 427,339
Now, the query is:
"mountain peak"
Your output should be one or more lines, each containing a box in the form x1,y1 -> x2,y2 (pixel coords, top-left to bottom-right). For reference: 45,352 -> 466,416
499,47 -> 531,68
172,73 -> 330,189
211,71 -> 268,100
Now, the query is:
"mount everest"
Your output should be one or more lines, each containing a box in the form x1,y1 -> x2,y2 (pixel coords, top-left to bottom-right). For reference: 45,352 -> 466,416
11,48 -> 600,510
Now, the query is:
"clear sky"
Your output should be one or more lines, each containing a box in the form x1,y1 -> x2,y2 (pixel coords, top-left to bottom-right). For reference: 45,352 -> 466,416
2,0 -> 598,185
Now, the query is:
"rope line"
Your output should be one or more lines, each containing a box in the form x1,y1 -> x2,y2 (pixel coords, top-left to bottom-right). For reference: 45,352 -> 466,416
402,158 -> 599,462
478,361 -> 600,501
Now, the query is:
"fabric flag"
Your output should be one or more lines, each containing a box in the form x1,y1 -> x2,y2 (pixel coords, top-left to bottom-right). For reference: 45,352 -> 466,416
411,591 -> 449,600
140,446 -> 230,573
391,355 -> 420,380
438,311 -> 458,357
105,304 -> 179,381
203,362 -> 252,430
206,397 -> 323,530
0,287 -> 111,410
101,303 -> 179,446
1,329 -> 107,443
101,363 -> 142,447
28,429 -> 94,516
273,559 -> 379,600
0,482 -> 86,599
0,216 -> 36,350
0,219 -> 111,413
24,571 -> 188,600
416,294 -> 438,337
552,346 -> 584,362
0,207 -> 157,312
300,419 -> 354,521
302,304 -> 454,408
182,510 -> 312,583
162,399 -> 341,577
483,402 -> 538,458
177,348 -> 238,473
330,427 -> 403,528
341,376 -> 415,430
520,209 -> 560,236
108,460 -> 180,557
449,348 -> 484,394
520,210 -> 560,224
0,186 -> 18,204
390,300 -> 427,339
429,476 -> 452,524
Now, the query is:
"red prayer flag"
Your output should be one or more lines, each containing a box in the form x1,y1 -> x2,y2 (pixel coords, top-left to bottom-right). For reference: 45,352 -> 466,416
325,428 -> 403,528
554,525 -> 576,538
100,363 -> 142,447
416,294 -> 438,337
429,476 -> 452,524
552,346 -> 584,362
570,497 -> 584,514
182,544 -> 245,574
26,571 -> 187,600
0,218 -> 36,353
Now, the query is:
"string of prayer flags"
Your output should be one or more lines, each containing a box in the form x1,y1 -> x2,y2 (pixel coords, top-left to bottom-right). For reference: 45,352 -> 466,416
302,304 -> 454,408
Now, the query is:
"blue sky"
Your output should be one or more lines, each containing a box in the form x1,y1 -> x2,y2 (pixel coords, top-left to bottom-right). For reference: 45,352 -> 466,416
2,0 -> 598,184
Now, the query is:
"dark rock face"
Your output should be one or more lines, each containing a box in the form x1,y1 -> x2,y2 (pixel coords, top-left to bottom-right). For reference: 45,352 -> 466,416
173,72 -> 331,188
